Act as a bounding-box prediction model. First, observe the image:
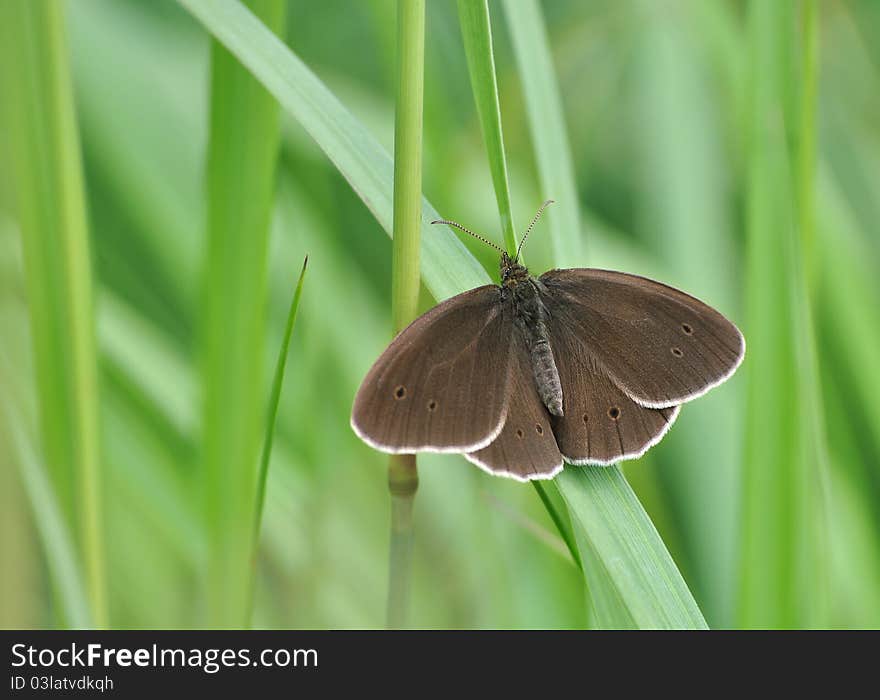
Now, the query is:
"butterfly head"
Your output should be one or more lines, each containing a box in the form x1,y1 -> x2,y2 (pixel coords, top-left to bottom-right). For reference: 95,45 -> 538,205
500,252 -> 529,287
430,200 -> 554,287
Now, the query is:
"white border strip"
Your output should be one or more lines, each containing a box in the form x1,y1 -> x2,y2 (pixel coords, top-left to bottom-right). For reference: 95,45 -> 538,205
463,451 -> 564,483
562,404 -> 681,466
349,404 -> 509,455
619,330 -> 746,410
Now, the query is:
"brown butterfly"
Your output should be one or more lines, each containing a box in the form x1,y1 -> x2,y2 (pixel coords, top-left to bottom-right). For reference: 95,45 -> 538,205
351,201 -> 744,481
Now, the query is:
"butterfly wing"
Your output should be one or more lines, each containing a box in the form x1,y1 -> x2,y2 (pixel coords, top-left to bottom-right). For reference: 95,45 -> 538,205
540,268 -> 744,408
466,328 -> 564,480
351,285 -> 514,453
546,318 -> 680,464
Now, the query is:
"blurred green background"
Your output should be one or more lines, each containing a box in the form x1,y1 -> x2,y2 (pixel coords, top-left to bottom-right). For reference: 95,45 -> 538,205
1,0 -> 879,629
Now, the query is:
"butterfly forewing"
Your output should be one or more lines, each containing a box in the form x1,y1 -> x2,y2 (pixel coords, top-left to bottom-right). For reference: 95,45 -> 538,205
351,286 -> 514,453
546,317 -> 680,464
540,268 -> 744,409
466,329 -> 564,480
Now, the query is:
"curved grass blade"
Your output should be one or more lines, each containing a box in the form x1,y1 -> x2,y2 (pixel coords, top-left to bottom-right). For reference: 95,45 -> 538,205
177,0 -> 491,303
252,254 -> 308,550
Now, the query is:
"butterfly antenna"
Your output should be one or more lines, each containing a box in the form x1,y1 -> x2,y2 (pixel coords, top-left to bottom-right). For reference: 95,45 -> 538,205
430,218 -> 506,254
515,199 -> 555,261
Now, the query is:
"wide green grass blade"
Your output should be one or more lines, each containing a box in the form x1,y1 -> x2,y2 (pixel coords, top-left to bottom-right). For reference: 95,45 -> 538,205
502,0 -> 583,264
178,0 -> 707,630
557,468 -> 707,629
177,0 -> 491,304
739,0 -> 828,628
200,0 -> 286,628
456,0 -> 517,256
0,0 -> 106,627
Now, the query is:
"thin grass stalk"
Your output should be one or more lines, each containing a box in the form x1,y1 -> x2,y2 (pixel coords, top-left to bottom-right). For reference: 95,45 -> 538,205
457,0 -> 518,256
531,481 -> 582,570
0,0 -> 106,627
201,0 -> 285,628
251,256 -> 308,553
386,0 -> 425,630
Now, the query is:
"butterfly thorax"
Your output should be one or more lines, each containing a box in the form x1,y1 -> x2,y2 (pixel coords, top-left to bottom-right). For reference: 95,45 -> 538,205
500,253 -> 564,417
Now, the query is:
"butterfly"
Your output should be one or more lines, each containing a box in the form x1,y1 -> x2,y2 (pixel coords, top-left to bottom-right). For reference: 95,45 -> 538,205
351,201 -> 745,481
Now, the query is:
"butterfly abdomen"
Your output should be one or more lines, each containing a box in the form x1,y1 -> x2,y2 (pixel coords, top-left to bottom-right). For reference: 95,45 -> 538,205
510,277 -> 564,417
530,338 -> 564,416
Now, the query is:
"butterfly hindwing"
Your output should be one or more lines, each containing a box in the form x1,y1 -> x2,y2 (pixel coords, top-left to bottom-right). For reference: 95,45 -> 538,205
466,328 -> 564,480
351,286 -> 514,453
546,317 -> 680,464
540,268 -> 744,409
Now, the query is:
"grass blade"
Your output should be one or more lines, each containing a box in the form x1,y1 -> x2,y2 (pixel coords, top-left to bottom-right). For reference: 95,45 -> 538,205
0,400 -> 92,629
502,0 -> 583,264
386,0 -> 426,630
0,0 -> 106,627
739,0 -> 828,627
531,480 -> 581,570
200,0 -> 285,628
0,316 -> 92,629
252,255 -> 308,549
628,5 -> 741,626
557,468 -> 707,628
456,0 -> 518,256
177,0 -> 491,304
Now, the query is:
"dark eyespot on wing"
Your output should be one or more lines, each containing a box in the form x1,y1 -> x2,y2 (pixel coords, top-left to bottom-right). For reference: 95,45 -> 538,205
466,330 -> 563,481
540,268 -> 744,408
351,285 -> 515,453
546,311 -> 681,465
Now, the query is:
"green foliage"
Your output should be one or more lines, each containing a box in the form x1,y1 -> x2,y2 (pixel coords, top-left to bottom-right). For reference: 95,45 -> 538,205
739,0 -> 829,628
0,0 -> 105,627
1,0 -> 878,630
200,0 -> 286,628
